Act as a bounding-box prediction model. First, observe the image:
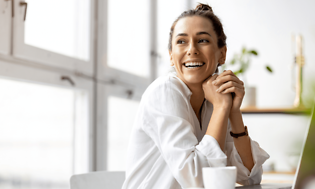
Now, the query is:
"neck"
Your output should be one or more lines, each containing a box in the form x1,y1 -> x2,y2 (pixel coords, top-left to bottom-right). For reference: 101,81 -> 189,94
187,83 -> 205,117
187,83 -> 204,96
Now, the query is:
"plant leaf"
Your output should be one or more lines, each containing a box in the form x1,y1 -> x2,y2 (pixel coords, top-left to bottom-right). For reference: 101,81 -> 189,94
266,65 -> 273,73
249,50 -> 258,56
234,68 -> 243,76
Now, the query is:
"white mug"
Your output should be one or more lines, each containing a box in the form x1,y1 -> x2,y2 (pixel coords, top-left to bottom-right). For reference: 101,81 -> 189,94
202,166 -> 237,189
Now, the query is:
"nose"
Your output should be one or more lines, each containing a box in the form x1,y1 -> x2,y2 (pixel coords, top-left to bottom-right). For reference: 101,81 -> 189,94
187,42 -> 199,56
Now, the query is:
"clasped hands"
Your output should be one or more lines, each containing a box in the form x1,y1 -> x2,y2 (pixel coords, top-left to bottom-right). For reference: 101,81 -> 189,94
202,70 -> 245,113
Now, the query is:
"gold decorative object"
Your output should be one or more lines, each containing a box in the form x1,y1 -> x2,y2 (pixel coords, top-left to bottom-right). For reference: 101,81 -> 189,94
292,35 -> 305,108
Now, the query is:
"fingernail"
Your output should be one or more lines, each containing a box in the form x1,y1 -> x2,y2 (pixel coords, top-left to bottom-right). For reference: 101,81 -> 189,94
216,88 -> 219,92
212,81 -> 217,85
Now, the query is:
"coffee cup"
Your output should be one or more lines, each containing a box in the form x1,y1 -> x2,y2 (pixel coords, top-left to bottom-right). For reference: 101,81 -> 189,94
202,166 -> 237,189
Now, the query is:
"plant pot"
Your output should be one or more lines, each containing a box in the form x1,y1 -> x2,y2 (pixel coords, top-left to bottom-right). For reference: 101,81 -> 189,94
241,86 -> 256,108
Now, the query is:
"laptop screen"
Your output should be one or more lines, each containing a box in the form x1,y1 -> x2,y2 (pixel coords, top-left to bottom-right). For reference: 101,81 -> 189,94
293,106 -> 315,189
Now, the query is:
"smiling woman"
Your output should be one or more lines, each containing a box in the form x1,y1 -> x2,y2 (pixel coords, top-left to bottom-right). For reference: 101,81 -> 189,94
122,3 -> 270,189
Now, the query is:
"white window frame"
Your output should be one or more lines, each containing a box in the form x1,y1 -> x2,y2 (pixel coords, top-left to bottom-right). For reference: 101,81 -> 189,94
12,0 -> 96,76
0,0 -> 12,55
0,59 -> 95,173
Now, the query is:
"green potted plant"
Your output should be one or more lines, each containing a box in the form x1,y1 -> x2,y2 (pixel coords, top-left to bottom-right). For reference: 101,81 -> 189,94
222,47 -> 273,108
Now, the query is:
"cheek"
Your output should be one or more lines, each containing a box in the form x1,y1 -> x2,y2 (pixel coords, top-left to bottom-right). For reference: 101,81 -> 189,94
173,50 -> 185,62
206,50 -> 219,63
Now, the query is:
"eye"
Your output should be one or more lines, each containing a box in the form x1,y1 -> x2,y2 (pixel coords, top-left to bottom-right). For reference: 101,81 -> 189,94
176,39 -> 185,44
198,39 -> 209,43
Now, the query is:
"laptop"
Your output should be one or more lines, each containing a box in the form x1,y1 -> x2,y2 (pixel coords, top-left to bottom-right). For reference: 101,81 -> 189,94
237,105 -> 315,189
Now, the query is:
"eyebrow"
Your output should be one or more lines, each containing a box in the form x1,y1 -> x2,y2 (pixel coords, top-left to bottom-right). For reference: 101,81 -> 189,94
176,31 -> 212,37
196,31 -> 211,36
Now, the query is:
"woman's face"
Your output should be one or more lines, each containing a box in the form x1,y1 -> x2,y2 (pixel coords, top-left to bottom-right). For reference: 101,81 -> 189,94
170,16 -> 226,86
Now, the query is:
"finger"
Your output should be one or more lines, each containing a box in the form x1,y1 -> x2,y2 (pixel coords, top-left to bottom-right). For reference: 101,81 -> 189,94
216,81 -> 244,93
214,74 -> 243,86
216,70 -> 242,84
221,86 -> 245,96
217,70 -> 235,78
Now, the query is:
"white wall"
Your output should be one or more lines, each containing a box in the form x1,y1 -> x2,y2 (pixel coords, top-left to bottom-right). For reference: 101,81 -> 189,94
242,114 -> 309,172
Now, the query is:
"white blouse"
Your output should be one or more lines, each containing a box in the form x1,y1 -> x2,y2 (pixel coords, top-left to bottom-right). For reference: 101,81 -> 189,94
122,72 -> 269,189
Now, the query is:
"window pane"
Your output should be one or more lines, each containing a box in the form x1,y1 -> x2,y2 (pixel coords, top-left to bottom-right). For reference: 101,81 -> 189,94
107,0 -> 150,78
108,96 -> 139,171
0,78 -> 89,189
24,0 -> 90,61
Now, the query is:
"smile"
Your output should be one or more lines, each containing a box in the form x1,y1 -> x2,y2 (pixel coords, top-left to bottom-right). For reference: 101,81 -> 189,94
184,62 -> 205,68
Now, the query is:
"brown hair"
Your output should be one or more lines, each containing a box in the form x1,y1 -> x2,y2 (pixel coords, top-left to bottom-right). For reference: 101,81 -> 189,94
168,3 -> 227,51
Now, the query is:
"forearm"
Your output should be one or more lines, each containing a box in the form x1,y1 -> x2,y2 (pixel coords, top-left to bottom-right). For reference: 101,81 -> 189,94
229,110 -> 254,172
206,105 -> 230,151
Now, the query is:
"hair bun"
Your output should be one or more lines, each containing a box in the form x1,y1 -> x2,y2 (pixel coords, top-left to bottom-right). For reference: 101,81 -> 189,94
194,3 -> 213,13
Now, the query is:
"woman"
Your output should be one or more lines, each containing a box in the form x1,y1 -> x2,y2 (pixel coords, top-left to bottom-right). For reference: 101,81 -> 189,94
122,3 -> 269,189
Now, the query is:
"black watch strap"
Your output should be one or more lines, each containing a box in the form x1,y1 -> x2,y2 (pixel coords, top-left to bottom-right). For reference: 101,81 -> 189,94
230,126 -> 248,138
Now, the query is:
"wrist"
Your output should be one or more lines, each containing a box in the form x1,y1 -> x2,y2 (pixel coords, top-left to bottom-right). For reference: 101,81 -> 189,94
212,104 -> 231,117
229,108 -> 242,117
213,101 -> 232,111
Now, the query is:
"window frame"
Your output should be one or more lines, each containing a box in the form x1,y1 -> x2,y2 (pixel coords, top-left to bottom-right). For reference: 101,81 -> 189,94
0,0 -> 163,173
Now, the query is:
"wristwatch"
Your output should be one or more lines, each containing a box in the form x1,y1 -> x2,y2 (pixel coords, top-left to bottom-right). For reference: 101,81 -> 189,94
230,126 -> 248,138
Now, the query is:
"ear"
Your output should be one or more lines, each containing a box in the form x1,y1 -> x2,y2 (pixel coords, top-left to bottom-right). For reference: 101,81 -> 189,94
169,50 -> 174,66
218,46 -> 227,65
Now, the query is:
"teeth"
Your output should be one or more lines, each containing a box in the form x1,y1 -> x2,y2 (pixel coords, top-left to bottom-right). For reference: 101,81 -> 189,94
184,62 -> 204,67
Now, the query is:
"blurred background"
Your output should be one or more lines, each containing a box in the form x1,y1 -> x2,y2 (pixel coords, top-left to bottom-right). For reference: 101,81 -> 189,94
0,0 -> 314,188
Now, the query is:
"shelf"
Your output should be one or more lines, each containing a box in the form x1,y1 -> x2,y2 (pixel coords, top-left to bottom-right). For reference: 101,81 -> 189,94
241,107 -> 311,114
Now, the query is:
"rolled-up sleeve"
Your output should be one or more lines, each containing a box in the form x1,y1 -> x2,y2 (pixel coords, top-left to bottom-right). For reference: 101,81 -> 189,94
140,80 -> 227,188
196,135 -> 227,167
225,123 -> 270,185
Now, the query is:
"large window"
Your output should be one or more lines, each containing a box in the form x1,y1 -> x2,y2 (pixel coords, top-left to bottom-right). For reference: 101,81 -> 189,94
0,1 -> 95,186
